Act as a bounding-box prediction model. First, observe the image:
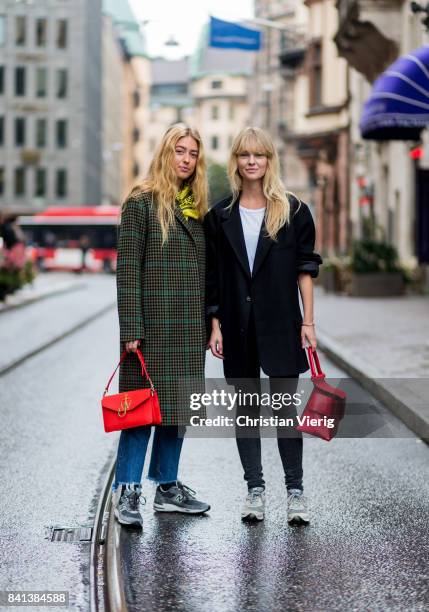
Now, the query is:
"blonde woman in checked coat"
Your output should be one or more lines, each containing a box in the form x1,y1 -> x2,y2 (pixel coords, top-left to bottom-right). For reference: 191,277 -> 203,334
112,124 -> 210,528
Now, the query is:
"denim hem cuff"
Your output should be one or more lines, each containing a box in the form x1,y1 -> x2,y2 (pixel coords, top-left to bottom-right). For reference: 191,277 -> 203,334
111,480 -> 142,491
147,475 -> 178,484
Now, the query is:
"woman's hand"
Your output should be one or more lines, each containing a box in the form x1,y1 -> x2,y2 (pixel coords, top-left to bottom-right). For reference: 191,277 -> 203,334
208,318 -> 224,359
125,339 -> 140,353
301,324 -> 317,350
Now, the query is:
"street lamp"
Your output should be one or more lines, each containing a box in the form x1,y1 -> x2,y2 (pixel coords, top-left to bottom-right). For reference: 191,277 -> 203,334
410,2 -> 429,30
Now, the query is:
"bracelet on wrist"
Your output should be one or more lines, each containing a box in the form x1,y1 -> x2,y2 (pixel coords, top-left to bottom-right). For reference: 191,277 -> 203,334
301,322 -> 315,327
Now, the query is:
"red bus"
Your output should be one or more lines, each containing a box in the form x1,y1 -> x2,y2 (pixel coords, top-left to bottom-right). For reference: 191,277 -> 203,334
18,206 -> 120,272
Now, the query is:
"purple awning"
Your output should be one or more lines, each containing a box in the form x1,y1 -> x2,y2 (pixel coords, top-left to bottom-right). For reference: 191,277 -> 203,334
360,45 -> 429,140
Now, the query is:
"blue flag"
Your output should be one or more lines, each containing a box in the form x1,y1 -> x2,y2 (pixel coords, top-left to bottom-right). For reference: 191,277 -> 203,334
209,16 -> 261,51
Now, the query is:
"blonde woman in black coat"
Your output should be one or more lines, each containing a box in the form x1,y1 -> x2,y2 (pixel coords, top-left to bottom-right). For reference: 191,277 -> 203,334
204,127 -> 322,524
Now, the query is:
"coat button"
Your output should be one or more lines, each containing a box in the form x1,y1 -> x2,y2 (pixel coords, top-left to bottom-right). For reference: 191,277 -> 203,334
246,296 -> 251,302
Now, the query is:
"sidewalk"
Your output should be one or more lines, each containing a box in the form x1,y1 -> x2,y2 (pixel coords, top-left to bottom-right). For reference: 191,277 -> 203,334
0,271 -> 86,313
315,286 -> 429,442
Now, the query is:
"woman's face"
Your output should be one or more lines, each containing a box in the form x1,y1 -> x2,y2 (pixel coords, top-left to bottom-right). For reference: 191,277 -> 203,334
173,136 -> 199,182
236,149 -> 268,182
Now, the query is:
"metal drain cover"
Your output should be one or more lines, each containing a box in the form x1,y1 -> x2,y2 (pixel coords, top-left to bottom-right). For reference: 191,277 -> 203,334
50,527 -> 93,542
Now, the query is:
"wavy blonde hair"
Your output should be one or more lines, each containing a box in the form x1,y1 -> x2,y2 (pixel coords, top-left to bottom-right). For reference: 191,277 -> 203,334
124,123 -> 208,244
228,127 -> 297,240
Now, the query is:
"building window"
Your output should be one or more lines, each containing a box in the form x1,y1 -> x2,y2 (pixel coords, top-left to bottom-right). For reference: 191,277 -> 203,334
133,89 -> 140,107
56,69 -> 68,98
15,117 -> 25,146
36,118 -> 47,147
228,135 -> 233,148
229,103 -> 235,120
57,20 -> 68,49
211,105 -> 219,120
0,167 -> 4,195
0,116 -> 4,146
36,68 -> 47,97
56,168 -> 67,197
56,119 -> 67,148
0,16 -> 6,46
15,16 -> 26,46
211,80 -> 222,90
36,18 -> 47,47
0,66 -> 4,94
15,167 -> 26,196
15,67 -> 26,96
133,127 -> 140,143
309,41 -> 322,108
35,168 -> 46,197
211,135 -> 219,150
133,162 -> 140,177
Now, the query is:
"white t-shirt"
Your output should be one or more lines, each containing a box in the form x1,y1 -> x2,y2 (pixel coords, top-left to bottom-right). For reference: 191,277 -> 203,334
239,205 -> 266,273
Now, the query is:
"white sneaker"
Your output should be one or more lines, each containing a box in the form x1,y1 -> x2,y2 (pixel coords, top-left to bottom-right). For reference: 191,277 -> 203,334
241,487 -> 266,522
287,489 -> 310,525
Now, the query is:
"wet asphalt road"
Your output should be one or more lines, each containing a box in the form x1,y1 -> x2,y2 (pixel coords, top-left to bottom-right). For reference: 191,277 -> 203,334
0,277 -> 119,610
121,437 -> 429,612
0,275 -> 428,611
121,351 -> 429,612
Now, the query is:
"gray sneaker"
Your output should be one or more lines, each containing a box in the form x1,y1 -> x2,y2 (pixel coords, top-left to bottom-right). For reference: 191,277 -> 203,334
153,481 -> 210,514
241,486 -> 266,522
287,489 -> 310,525
113,484 -> 145,528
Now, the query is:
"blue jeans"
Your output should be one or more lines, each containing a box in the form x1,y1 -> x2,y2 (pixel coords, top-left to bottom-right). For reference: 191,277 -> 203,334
112,425 -> 185,492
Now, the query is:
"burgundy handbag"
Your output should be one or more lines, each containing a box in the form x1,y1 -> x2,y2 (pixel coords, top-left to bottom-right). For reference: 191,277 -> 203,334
101,349 -> 161,433
296,347 -> 346,441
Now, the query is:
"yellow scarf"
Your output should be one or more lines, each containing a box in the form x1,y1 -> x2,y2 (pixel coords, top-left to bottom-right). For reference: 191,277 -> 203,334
176,184 -> 199,220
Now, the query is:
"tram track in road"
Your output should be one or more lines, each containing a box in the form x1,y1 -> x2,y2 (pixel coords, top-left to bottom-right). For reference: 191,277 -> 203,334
0,302 -> 115,377
0,276 -> 116,377
90,457 -> 128,612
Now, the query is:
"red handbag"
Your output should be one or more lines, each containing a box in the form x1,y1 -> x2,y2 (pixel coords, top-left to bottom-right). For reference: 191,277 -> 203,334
101,349 -> 162,433
296,347 -> 346,441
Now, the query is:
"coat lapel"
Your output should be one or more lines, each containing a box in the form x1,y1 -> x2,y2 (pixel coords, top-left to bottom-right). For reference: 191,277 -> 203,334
220,200 -> 251,279
252,218 -> 274,278
220,197 -> 275,279
174,202 -> 198,245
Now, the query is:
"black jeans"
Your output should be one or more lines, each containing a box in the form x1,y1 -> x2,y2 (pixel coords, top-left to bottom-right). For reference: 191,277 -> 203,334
234,312 -> 303,492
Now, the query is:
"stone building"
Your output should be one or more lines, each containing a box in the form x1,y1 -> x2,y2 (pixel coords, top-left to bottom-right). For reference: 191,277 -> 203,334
190,25 -> 253,165
0,0 -> 102,212
250,1 -> 349,256
142,56 -> 194,176
103,0 -> 150,202
335,0 -> 429,272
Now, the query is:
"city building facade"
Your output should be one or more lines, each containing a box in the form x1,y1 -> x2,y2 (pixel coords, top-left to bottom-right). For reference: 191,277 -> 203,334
103,0 -> 150,202
142,56 -> 194,176
0,0 -> 102,213
291,0 -> 350,256
251,0 -> 309,193
190,26 -> 253,164
335,0 -> 429,274
102,12 -> 124,206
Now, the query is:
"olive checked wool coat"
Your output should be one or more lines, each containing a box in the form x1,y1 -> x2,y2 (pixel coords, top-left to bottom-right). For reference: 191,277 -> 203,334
116,192 -> 206,425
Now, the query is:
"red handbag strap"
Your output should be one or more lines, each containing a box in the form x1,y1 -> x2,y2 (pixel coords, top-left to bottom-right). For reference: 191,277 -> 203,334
306,347 -> 325,379
103,348 -> 155,395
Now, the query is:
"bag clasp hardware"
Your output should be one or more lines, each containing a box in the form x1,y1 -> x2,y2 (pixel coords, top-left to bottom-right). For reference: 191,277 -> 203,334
118,394 -> 131,418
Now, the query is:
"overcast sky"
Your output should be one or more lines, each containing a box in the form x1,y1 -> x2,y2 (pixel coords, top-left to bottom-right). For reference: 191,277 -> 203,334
129,0 -> 255,58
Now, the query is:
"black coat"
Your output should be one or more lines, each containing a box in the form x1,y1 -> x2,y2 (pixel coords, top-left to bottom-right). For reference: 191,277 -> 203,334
204,194 -> 322,377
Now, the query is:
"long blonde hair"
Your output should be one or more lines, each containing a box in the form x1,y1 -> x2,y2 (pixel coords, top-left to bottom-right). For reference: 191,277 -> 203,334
228,127 -> 295,240
125,123 -> 208,243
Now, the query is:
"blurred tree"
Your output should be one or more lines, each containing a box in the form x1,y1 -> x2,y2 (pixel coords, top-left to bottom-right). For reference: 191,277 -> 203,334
207,162 -> 230,207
